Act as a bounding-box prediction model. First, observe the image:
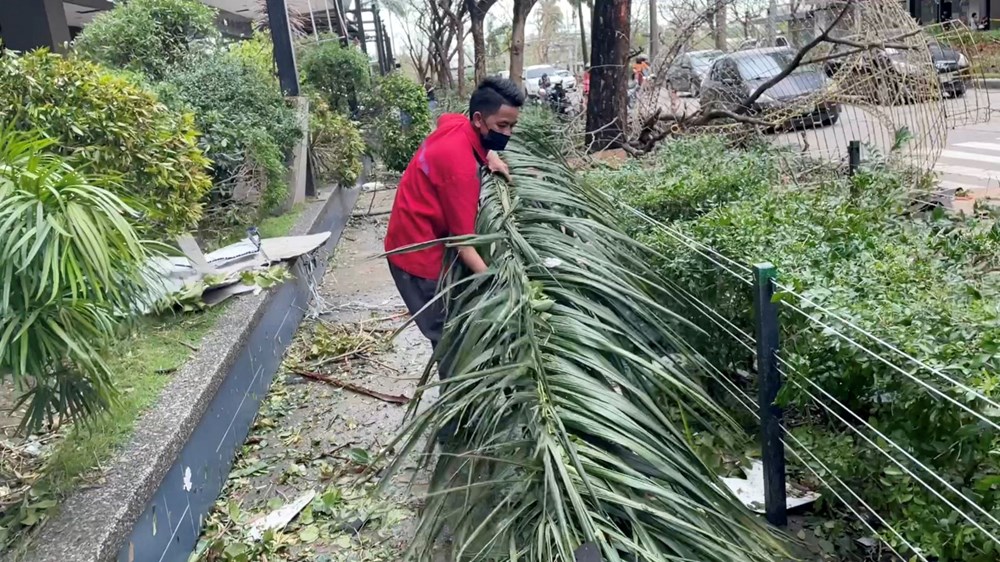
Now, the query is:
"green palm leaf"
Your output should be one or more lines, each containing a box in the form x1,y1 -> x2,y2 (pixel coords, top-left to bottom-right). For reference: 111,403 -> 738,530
0,125 -> 155,431
379,128 -> 789,561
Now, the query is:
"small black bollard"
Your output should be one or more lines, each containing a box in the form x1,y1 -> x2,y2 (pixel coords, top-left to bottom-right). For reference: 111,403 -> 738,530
848,140 -> 861,176
753,262 -> 787,527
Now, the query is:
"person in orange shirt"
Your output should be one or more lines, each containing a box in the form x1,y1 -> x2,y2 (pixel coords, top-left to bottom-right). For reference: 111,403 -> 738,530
632,55 -> 650,86
581,65 -> 590,109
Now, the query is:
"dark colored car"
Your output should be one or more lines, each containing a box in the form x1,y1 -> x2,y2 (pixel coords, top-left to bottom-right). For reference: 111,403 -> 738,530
824,38 -> 970,102
700,47 -> 840,129
665,49 -> 723,96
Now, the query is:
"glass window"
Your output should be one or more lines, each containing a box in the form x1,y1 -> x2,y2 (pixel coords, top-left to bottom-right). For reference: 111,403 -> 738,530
690,50 -> 723,70
526,66 -> 556,79
735,51 -> 814,81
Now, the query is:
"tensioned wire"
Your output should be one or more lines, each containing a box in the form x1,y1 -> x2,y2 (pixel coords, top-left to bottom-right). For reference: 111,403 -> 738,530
776,355 -> 1000,546
618,199 -> 1000,423
614,205 -> 1000,544
692,338 -> 920,562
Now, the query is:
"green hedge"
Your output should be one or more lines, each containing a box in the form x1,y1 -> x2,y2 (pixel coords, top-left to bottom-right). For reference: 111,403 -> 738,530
0,50 -> 212,233
602,137 -> 1000,561
309,95 -> 365,187
363,72 -> 431,172
157,49 -> 300,229
72,0 -> 218,80
298,36 -> 371,115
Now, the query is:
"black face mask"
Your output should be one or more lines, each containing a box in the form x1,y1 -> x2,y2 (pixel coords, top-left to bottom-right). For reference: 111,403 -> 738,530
481,128 -> 511,152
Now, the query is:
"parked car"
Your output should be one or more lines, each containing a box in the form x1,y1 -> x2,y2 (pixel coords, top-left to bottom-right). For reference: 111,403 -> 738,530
665,49 -> 724,96
738,35 -> 790,51
524,65 -> 576,97
824,34 -> 970,102
700,47 -> 839,129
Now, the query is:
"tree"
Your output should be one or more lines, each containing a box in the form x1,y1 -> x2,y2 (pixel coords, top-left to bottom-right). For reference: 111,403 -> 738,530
534,0 -> 565,63
486,21 -> 512,72
714,0 -> 727,51
570,0 -> 591,65
630,0 -> 906,153
586,0 -> 630,150
649,0 -> 658,61
468,0 -> 500,83
440,0 -> 469,96
509,0 -> 538,87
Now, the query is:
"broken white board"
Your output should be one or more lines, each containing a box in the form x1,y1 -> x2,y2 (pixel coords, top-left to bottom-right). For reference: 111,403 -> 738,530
247,490 -> 316,541
720,459 -> 820,514
144,231 -> 332,311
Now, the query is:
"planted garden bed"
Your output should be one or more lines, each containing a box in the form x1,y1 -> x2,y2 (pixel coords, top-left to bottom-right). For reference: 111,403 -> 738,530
597,135 -> 1000,561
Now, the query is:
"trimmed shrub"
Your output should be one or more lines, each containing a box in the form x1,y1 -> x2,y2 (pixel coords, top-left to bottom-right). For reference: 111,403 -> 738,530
298,36 -> 371,114
364,72 -> 431,172
228,30 -> 278,85
309,95 -> 365,187
73,0 -> 218,80
157,49 -> 301,230
0,50 -> 212,233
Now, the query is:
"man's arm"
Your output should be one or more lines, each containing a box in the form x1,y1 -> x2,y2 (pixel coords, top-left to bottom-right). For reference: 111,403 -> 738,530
438,159 -> 490,274
457,246 -> 488,274
486,151 -> 510,181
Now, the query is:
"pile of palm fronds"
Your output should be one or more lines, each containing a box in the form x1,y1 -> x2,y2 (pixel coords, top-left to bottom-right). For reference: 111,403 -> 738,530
380,129 -> 789,561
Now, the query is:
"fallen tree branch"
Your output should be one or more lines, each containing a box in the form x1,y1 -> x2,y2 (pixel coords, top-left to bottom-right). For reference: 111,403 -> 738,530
350,210 -> 392,218
294,370 -> 411,404
698,0 -> 855,124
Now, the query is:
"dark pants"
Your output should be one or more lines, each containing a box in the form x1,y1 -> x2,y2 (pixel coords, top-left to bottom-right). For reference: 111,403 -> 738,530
388,260 -> 463,444
388,261 -> 445,352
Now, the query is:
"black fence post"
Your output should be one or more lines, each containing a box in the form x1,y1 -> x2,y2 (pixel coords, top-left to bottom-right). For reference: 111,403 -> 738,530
753,262 -> 787,527
848,140 -> 861,176
264,0 -> 300,97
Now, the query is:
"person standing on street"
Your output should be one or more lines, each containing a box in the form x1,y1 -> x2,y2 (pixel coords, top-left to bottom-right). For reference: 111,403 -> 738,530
424,79 -> 438,113
632,54 -> 650,86
384,77 -> 524,367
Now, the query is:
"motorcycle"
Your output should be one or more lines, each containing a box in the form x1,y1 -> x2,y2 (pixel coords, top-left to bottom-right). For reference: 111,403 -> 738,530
547,82 -> 573,116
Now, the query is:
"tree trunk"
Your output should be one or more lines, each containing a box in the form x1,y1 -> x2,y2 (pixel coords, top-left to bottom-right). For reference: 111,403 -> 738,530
457,16 -> 466,94
467,0 -> 498,84
577,1 -> 589,65
714,1 -> 727,51
470,12 -> 487,82
509,0 -> 535,87
585,0 -> 630,151
648,0 -> 657,62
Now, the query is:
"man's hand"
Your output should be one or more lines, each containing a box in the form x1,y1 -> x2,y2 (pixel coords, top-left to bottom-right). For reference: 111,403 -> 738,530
486,151 -> 511,181
457,246 -> 488,274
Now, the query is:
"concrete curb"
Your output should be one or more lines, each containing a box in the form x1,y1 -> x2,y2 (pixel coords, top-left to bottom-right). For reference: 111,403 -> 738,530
975,78 -> 1000,89
29,173 -> 366,562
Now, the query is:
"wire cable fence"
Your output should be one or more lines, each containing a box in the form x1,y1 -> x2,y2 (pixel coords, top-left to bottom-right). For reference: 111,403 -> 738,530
623,203 -> 1000,561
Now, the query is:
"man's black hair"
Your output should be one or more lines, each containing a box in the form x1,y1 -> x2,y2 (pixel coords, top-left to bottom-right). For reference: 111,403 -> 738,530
469,77 -> 525,118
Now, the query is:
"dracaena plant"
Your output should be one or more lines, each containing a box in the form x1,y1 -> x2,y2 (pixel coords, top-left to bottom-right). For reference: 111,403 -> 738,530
0,127 -> 155,432
378,128 -> 789,561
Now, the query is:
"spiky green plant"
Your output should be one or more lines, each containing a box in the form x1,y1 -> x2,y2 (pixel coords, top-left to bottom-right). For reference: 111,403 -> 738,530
380,130 -> 790,561
0,127 -> 154,432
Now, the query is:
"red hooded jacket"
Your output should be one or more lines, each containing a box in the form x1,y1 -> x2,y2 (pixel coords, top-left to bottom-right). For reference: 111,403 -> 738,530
384,114 -> 487,280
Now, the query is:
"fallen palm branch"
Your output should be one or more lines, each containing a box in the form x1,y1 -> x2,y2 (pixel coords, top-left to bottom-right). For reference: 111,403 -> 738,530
293,370 -> 410,404
377,128 -> 790,561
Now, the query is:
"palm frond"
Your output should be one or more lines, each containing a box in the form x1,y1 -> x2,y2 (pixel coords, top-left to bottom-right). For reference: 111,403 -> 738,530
379,128 -> 789,561
0,125 -> 154,431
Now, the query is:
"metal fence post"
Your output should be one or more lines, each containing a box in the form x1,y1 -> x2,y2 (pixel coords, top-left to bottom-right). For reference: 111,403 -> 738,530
753,262 -> 787,527
848,140 -> 861,176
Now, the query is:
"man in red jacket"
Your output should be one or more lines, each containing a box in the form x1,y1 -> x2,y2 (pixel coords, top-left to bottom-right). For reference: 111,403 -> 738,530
384,77 -> 524,362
